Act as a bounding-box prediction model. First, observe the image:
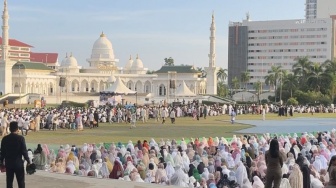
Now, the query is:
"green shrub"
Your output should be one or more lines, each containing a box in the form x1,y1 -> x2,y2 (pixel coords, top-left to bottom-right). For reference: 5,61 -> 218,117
287,97 -> 299,106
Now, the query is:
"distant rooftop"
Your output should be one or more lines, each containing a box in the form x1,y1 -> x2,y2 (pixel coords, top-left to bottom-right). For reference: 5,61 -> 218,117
13,61 -> 54,71
0,37 -> 33,47
155,65 -> 201,74
30,52 -> 58,64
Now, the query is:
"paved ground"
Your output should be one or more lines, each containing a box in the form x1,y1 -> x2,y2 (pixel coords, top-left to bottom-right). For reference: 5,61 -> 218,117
234,117 -> 336,135
0,170 -> 181,188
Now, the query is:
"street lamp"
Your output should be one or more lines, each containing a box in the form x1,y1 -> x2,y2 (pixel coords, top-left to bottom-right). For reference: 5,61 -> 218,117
17,63 -> 24,109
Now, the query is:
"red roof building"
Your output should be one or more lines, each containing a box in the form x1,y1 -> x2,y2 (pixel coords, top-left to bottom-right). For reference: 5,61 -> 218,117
0,37 -> 58,67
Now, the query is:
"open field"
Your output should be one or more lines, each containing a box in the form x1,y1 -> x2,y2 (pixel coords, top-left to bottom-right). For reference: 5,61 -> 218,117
15,112 -> 335,149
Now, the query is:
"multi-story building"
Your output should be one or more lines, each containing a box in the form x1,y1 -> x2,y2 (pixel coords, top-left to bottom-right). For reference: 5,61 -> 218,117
306,0 -> 336,19
228,16 -> 336,86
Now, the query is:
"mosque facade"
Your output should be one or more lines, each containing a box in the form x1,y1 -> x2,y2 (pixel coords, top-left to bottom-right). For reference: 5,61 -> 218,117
0,0 -> 218,104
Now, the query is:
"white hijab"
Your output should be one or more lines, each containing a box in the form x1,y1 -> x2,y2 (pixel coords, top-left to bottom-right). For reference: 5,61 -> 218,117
99,162 -> 110,178
235,161 -> 248,186
280,178 -> 291,188
252,176 -> 264,188
165,161 -> 175,179
170,165 -> 188,187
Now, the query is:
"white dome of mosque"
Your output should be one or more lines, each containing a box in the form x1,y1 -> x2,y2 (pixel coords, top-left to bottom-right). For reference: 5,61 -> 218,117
124,55 -> 133,70
90,32 -> 115,60
131,54 -> 144,70
62,53 -> 78,67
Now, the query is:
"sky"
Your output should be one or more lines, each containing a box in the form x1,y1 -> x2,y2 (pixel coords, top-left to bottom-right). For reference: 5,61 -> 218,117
7,0 -> 305,71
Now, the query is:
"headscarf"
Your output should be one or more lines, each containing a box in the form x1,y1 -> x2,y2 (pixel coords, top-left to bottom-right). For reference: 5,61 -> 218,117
193,168 -> 201,182
109,160 -> 124,179
235,161 -> 248,186
66,160 -> 76,174
165,161 -> 175,179
104,157 -> 113,172
99,162 -> 110,178
288,164 -> 303,188
252,176 -> 264,188
170,165 -> 188,187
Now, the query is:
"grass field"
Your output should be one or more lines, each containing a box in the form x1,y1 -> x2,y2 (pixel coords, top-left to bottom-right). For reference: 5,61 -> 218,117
17,112 -> 336,149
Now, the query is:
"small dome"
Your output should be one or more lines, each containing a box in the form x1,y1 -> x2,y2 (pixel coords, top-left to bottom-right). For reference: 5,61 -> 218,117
62,53 -> 78,67
131,54 -> 144,70
124,55 -> 133,70
61,53 -> 68,66
91,32 -> 115,60
107,75 -> 116,83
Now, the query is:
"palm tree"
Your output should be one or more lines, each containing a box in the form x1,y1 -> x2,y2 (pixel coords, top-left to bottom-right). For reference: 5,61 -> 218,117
292,57 -> 312,86
217,82 -> 229,97
253,80 -> 262,104
307,63 -> 332,92
240,71 -> 250,91
323,60 -> 336,101
283,73 -> 298,97
217,68 -> 228,83
264,74 -> 275,91
231,76 -> 240,94
197,67 -> 206,78
323,59 -> 336,75
267,65 -> 283,101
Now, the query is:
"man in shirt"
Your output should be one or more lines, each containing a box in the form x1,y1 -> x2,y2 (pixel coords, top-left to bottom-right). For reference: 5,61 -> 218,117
0,121 -> 31,188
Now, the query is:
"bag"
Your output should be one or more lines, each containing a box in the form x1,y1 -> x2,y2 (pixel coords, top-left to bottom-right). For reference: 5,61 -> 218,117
0,164 -> 6,172
93,121 -> 97,125
26,163 -> 36,175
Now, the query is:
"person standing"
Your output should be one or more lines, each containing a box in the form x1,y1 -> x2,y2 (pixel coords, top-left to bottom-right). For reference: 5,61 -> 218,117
1,114 -> 9,136
0,121 -> 31,188
327,155 -> 336,187
94,111 -> 99,128
161,107 -> 167,124
89,112 -> 94,129
262,106 -> 266,121
265,139 -> 283,188
170,109 -> 176,124
230,110 -> 236,124
34,113 -> 41,132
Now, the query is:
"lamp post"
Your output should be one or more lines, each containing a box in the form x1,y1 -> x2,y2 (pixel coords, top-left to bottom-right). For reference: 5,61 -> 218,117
280,73 -> 283,104
19,63 -> 22,109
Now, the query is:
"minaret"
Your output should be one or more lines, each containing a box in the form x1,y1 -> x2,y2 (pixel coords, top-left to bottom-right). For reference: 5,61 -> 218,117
0,0 -> 13,95
2,0 -> 8,61
205,12 -> 218,95
209,13 -> 216,67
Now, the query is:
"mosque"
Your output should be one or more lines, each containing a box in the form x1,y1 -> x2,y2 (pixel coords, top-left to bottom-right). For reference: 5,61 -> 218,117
0,0 -> 224,105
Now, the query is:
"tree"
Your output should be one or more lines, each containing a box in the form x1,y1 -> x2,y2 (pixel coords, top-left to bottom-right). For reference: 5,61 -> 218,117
264,74 -> 275,91
323,59 -> 336,101
253,80 -> 262,104
307,63 -> 332,93
164,57 -> 174,66
231,76 -> 240,94
293,57 -> 312,89
217,68 -> 228,83
197,67 -> 206,78
283,73 -> 298,98
217,82 -> 229,97
240,71 -> 250,90
146,70 -> 155,74
267,65 -> 283,101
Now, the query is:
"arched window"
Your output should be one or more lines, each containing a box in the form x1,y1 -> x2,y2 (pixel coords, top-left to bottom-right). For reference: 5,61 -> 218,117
159,84 -> 166,96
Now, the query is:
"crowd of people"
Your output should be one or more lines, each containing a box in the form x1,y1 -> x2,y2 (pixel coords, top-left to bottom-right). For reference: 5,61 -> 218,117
0,102 -> 335,134
9,130 -> 334,188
